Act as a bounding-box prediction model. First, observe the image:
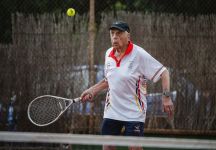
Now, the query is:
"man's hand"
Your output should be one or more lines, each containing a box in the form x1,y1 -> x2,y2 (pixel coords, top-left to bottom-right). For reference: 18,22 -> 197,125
80,88 -> 94,103
80,78 -> 109,103
162,96 -> 174,119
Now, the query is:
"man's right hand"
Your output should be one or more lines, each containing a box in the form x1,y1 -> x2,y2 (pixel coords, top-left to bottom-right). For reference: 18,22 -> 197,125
80,88 -> 94,103
80,78 -> 109,103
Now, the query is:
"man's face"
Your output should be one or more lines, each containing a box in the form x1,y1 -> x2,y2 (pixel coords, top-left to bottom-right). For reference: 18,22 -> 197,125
110,29 -> 130,50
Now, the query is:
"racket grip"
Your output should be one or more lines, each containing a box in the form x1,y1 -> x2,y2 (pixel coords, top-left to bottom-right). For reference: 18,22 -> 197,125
73,97 -> 81,103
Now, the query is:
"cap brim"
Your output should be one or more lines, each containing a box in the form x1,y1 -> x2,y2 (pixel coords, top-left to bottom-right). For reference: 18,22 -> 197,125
109,25 -> 126,32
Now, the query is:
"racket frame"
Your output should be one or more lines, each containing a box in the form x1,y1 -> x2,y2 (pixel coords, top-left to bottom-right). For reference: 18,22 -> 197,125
27,95 -> 81,127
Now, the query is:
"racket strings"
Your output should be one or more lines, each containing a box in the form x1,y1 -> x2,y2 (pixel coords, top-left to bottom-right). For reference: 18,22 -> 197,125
29,97 -> 65,125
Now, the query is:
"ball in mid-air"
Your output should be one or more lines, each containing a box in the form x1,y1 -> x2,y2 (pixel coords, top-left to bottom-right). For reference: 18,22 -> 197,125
67,8 -> 75,16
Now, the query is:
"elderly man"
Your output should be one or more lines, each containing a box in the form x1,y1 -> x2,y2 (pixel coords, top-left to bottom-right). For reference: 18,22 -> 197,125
81,21 -> 174,150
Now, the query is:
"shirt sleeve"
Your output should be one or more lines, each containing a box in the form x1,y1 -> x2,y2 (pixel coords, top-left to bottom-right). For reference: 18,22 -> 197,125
139,49 -> 166,83
104,48 -> 111,80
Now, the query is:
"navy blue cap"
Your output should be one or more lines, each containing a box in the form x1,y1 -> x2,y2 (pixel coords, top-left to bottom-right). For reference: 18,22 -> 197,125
109,21 -> 130,33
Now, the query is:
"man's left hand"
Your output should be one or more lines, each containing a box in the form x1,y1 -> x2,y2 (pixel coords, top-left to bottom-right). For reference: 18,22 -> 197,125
162,96 -> 174,119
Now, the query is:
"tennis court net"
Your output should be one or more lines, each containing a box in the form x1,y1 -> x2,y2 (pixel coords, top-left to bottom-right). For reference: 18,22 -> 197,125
0,131 -> 215,150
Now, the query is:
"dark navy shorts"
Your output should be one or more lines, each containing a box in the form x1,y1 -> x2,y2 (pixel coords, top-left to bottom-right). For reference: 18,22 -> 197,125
101,118 -> 144,136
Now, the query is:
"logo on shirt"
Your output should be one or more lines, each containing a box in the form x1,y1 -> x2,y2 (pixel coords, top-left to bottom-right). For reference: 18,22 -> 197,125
106,62 -> 111,70
128,60 -> 134,70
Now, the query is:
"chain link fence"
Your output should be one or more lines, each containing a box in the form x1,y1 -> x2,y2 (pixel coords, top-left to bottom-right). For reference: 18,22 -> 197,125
0,0 -> 216,135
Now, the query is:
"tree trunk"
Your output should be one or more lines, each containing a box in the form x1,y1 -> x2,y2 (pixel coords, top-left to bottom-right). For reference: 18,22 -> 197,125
88,0 -> 96,134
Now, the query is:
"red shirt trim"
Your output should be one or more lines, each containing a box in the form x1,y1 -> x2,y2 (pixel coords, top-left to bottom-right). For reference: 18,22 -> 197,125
151,66 -> 164,81
108,41 -> 133,67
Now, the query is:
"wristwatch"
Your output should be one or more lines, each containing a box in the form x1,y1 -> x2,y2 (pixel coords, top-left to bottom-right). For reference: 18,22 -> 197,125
163,91 -> 171,97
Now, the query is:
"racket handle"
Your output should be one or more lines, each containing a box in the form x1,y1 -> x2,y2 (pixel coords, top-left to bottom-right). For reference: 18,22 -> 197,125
73,97 -> 81,103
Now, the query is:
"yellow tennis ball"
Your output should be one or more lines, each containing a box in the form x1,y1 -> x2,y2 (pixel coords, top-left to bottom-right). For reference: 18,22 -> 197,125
67,8 -> 75,16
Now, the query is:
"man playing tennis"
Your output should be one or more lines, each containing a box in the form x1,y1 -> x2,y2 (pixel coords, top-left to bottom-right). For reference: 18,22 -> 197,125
81,21 -> 174,150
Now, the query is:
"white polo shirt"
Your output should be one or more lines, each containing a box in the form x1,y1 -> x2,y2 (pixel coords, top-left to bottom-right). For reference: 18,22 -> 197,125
104,42 -> 166,122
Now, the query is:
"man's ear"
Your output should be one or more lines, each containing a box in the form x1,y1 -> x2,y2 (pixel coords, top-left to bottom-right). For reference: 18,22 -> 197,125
127,33 -> 130,40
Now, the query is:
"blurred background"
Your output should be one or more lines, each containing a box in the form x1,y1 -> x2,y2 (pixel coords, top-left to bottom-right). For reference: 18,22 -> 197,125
0,0 -> 215,138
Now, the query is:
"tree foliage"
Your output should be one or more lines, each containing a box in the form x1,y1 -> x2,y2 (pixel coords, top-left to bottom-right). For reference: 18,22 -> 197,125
1,0 -> 216,43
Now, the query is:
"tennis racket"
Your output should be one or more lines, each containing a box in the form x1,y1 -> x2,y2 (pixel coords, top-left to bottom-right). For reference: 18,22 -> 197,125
27,95 -> 81,127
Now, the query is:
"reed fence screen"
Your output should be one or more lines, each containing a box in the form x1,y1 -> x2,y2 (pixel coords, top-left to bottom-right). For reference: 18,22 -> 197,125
0,12 -> 215,134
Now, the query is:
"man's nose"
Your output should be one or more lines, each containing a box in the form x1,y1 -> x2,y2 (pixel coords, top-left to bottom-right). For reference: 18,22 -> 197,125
112,34 -> 118,39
